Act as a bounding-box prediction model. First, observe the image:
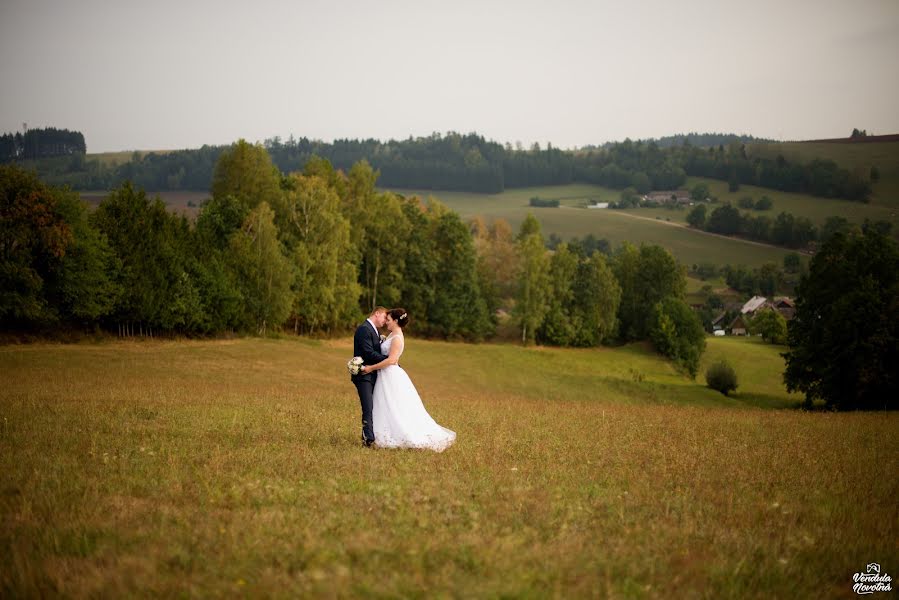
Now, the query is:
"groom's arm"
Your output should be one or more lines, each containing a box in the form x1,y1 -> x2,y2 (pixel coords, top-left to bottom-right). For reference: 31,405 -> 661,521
363,336 -> 403,373
356,327 -> 387,365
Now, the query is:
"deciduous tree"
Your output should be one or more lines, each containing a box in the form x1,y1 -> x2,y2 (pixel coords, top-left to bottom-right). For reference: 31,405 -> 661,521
783,230 -> 898,410
513,214 -> 550,344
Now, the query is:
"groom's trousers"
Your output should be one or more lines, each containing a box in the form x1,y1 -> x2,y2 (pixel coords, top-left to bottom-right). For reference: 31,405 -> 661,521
354,379 -> 375,444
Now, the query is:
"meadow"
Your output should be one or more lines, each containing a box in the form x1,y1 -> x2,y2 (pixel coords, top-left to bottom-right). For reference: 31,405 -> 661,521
2,336 -> 896,598
392,184 -> 798,268
391,161 -> 898,271
747,140 -> 899,207
620,176 -> 898,232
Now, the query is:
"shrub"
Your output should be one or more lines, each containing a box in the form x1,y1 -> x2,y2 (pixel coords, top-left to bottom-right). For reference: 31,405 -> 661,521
755,196 -> 773,210
706,360 -> 738,395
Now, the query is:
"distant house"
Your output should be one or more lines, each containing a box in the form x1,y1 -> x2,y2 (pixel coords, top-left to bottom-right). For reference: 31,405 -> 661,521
711,311 -> 728,331
587,202 -> 609,209
741,295 -> 768,315
643,190 -> 692,205
772,297 -> 796,320
739,295 -> 796,321
728,315 -> 749,336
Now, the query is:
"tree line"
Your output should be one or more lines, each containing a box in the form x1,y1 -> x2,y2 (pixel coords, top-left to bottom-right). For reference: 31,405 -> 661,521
2,140 -> 707,376
686,200 -> 892,250
472,213 -> 704,376
5,138 -> 892,408
9,130 -> 871,202
1,144 -> 492,341
0,127 -> 86,162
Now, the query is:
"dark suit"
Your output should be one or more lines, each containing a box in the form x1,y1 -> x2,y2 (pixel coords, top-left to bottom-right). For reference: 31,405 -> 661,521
352,319 -> 388,444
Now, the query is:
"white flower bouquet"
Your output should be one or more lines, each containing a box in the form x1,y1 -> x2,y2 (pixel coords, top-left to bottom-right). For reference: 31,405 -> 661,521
347,356 -> 365,376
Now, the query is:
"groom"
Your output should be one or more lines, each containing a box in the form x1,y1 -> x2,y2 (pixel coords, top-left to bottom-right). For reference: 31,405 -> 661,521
352,306 -> 389,447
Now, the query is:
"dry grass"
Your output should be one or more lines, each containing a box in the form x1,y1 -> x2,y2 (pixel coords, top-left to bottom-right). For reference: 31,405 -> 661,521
1,337 -> 896,598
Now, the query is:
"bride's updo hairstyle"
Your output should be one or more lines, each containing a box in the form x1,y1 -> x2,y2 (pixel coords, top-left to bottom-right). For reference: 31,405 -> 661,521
389,308 -> 410,328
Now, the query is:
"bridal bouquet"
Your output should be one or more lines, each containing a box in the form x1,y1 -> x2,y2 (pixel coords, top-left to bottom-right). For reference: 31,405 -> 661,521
347,356 -> 365,376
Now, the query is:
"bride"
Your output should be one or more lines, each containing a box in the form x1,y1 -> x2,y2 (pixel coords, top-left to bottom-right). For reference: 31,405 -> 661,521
360,308 -> 456,452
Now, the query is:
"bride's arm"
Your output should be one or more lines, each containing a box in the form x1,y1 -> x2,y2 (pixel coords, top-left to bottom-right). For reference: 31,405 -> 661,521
362,336 -> 403,373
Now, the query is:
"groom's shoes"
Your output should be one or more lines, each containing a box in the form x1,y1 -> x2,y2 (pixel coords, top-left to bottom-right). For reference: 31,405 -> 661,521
362,437 -> 375,448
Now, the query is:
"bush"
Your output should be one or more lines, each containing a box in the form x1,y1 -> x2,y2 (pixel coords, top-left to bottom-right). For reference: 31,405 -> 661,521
706,360 -> 738,395
755,196 -> 773,210
686,204 -> 707,228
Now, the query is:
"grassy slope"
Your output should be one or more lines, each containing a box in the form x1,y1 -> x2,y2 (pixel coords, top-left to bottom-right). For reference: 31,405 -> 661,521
620,176 -> 898,233
747,140 -> 899,207
395,184 -> 796,268
2,337 -> 896,597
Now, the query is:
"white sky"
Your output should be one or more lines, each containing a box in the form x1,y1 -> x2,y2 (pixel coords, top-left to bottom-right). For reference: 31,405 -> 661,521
2,0 -> 897,152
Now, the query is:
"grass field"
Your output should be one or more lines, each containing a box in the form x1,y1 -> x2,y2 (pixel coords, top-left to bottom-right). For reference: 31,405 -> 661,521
2,336 -> 896,597
747,140 -> 899,207
393,184 -> 798,268
391,165 -> 899,270
618,176 -> 899,233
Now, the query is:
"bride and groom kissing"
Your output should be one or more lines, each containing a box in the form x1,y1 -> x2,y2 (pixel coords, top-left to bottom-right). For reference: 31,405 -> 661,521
350,307 -> 456,452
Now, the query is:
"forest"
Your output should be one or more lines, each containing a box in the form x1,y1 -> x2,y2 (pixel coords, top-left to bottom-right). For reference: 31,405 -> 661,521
0,127 -> 86,161
4,129 -> 871,202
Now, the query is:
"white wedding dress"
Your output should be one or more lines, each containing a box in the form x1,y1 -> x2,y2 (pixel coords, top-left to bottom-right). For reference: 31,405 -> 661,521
372,335 -> 456,452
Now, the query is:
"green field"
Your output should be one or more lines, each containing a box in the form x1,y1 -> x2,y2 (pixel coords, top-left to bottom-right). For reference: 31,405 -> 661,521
2,336 -> 896,597
393,184 -> 799,268
617,176 -> 899,233
748,140 -> 899,207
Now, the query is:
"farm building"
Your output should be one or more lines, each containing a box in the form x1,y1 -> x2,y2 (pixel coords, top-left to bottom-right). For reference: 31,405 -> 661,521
771,297 -> 796,320
741,295 -> 768,314
711,312 -> 728,332
739,296 -> 796,320
643,190 -> 692,205
728,315 -> 750,336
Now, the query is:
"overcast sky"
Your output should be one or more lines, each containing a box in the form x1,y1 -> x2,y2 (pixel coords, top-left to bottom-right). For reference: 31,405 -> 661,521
2,0 -> 898,152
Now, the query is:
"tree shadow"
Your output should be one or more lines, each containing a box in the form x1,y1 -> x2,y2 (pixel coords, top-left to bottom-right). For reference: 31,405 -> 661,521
728,392 -> 803,410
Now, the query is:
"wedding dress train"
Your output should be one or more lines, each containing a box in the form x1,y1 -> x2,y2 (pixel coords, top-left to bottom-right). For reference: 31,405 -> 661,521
372,335 -> 456,452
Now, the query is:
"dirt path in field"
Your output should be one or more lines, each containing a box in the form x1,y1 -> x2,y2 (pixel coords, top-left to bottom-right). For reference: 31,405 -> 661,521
561,206 -> 813,255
